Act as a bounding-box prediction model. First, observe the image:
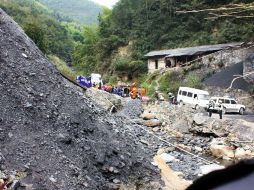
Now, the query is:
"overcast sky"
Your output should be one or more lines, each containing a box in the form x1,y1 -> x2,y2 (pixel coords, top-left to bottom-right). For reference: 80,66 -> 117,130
91,0 -> 119,8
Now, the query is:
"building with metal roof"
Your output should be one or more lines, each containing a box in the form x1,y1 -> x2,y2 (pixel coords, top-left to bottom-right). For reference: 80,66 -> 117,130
145,42 -> 243,73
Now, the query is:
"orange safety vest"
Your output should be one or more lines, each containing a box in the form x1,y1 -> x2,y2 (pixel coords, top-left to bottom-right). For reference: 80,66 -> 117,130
132,87 -> 137,98
141,88 -> 145,97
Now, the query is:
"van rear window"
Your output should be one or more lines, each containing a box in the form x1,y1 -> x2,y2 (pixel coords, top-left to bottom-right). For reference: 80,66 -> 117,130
187,92 -> 193,97
182,91 -> 187,96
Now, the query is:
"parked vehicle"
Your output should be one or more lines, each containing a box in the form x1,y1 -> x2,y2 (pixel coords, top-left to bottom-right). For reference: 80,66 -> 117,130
177,87 -> 210,109
208,96 -> 245,115
91,73 -> 103,86
76,73 -> 103,88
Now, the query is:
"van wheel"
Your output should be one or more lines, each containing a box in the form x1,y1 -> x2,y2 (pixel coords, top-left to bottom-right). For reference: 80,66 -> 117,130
179,101 -> 183,107
239,107 -> 244,115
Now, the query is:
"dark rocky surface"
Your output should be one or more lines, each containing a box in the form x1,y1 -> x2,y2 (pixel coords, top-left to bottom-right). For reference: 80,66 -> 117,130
204,61 -> 252,91
0,9 -> 161,190
117,99 -> 143,119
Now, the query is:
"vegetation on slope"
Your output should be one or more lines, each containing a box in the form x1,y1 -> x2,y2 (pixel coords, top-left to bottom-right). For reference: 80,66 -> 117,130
38,0 -> 102,25
73,0 -> 254,81
1,0 -> 253,88
0,0 -> 81,63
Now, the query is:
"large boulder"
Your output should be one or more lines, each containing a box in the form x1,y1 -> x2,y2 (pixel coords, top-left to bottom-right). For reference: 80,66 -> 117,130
191,113 -> 231,137
209,139 -> 254,160
140,112 -> 156,120
210,138 -> 235,159
86,88 -> 122,111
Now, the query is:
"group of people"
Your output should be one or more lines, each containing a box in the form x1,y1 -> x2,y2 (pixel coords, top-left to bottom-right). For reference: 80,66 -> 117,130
92,82 -> 146,99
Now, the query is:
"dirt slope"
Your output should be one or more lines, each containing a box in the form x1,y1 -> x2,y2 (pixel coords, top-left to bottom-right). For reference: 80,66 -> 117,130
0,9 -> 159,189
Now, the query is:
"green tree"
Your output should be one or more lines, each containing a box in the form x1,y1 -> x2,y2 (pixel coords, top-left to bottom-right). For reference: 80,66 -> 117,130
24,20 -> 48,54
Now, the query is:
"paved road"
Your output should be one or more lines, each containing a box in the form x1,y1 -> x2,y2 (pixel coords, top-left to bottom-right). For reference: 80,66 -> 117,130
210,112 -> 254,124
224,113 -> 254,123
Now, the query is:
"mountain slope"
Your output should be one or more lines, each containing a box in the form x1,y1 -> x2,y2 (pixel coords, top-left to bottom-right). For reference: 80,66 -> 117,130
38,0 -> 102,24
72,0 -> 254,80
0,8 -> 159,189
0,0 -> 76,62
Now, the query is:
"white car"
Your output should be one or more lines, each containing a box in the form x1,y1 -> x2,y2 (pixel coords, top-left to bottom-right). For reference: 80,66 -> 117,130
208,96 -> 245,115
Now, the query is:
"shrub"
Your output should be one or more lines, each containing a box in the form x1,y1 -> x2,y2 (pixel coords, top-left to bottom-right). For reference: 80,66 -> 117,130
202,70 -> 216,81
159,71 -> 184,95
185,74 -> 203,89
218,61 -> 224,68
208,56 -> 215,62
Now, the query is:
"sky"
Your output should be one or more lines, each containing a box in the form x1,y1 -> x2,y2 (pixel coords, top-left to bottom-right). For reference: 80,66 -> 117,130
91,0 -> 119,8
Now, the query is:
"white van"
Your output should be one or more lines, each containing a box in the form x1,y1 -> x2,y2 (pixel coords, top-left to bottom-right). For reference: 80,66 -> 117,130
91,73 -> 103,86
177,87 -> 210,109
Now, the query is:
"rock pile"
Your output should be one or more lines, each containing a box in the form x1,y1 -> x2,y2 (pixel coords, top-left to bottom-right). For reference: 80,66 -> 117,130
86,88 -> 122,112
0,9 -> 160,189
139,101 -> 254,181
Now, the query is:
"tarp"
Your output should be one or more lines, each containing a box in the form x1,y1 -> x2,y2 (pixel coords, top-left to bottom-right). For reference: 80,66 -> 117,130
76,75 -> 92,88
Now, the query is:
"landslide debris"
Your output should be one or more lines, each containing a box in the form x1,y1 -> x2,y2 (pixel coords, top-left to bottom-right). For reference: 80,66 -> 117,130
0,9 -> 160,189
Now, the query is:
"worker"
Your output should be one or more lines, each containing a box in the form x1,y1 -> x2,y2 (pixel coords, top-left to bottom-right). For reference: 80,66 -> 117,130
168,92 -> 174,104
208,99 -> 215,117
141,87 -> 146,97
132,86 -> 137,99
218,100 -> 223,119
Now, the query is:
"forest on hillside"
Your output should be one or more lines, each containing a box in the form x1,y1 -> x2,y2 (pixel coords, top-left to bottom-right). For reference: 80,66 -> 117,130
38,0 -> 102,24
73,0 -> 254,81
0,0 -> 254,83
0,0 -> 80,63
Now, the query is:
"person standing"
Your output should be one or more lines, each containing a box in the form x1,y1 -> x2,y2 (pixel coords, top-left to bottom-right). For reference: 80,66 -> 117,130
132,86 -> 137,99
141,87 -> 146,97
208,99 -> 215,117
168,92 -> 174,104
218,100 -> 223,119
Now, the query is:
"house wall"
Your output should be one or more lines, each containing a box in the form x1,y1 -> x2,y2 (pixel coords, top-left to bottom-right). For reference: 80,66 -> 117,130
148,57 -> 175,73
148,57 -> 164,73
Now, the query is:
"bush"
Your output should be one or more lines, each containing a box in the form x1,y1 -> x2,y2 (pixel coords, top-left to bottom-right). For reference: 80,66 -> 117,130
159,71 -> 184,95
202,70 -> 216,81
185,74 -> 203,89
218,61 -> 224,68
144,81 -> 157,97
108,76 -> 118,85
113,55 -> 147,78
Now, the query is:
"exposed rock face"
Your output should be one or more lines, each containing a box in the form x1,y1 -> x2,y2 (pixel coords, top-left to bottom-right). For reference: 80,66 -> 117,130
243,53 -> 254,83
0,9 -> 160,189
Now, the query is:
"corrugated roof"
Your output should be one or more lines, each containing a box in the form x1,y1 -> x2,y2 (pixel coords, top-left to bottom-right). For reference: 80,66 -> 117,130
145,42 -> 243,57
